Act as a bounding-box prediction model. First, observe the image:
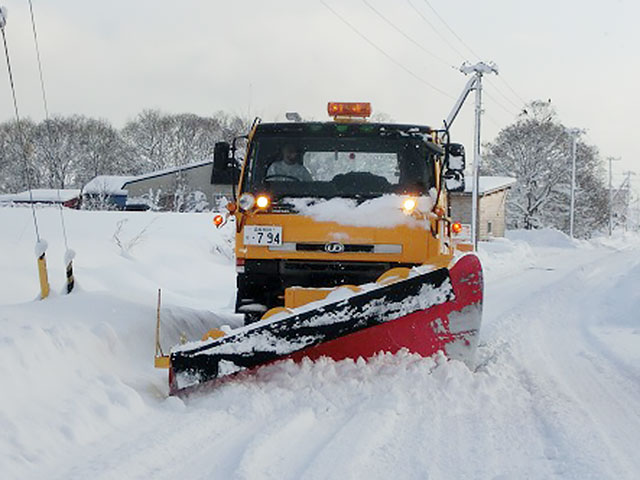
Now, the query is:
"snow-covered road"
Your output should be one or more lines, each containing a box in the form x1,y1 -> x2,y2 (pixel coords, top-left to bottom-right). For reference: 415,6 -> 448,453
1,208 -> 639,479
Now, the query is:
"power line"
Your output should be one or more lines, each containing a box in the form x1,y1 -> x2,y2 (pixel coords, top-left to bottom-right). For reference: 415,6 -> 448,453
321,1 -> 513,132
360,1 -> 516,128
484,90 -> 518,121
27,0 -> 50,120
420,0 -> 481,61
1,11 -> 42,242
26,0 -> 72,253
484,78 -> 522,113
483,89 -> 519,118
498,75 -> 528,106
415,0 -> 530,111
361,0 -> 456,70
319,0 -> 455,100
406,0 -> 467,63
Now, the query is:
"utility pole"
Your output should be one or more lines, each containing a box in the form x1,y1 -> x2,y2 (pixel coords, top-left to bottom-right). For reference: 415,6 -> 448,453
566,128 -> 584,238
621,171 -> 635,231
608,157 -> 621,235
459,61 -> 498,250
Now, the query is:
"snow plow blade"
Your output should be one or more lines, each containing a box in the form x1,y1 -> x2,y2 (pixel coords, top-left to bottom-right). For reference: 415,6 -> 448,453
169,254 -> 483,395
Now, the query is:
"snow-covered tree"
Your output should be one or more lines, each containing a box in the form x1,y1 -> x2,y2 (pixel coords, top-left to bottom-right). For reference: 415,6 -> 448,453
32,115 -> 133,189
0,119 -> 38,193
73,117 -> 134,185
0,110 -> 251,194
120,110 -> 175,172
33,116 -> 83,189
121,110 -> 250,173
483,100 -> 608,237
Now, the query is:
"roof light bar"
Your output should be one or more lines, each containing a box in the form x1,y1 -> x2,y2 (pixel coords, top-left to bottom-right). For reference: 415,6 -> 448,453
327,102 -> 372,119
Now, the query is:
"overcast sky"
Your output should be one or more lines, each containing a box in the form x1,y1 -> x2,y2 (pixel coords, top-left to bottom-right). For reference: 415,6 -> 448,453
1,0 -> 637,188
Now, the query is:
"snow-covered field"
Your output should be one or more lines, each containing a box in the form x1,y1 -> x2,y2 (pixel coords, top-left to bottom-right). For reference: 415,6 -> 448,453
1,206 -> 639,479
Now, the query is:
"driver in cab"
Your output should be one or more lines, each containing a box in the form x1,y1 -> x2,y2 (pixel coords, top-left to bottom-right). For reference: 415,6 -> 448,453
266,144 -> 313,182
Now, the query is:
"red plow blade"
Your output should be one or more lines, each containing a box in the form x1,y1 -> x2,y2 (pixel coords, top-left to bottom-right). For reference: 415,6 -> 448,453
169,254 -> 483,395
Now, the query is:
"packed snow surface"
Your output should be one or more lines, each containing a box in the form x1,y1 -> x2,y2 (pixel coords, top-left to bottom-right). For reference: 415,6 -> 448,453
1,206 -> 639,479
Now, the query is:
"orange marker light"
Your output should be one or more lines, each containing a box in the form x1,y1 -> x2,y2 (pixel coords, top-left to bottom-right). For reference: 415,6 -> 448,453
213,214 -> 224,227
451,222 -> 462,234
327,102 -> 372,118
256,195 -> 270,209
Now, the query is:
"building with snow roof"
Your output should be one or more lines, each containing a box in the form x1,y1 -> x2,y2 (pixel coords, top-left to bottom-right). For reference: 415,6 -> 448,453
449,176 -> 517,240
122,160 -> 233,211
0,189 -> 81,208
81,161 -> 235,211
81,175 -> 135,209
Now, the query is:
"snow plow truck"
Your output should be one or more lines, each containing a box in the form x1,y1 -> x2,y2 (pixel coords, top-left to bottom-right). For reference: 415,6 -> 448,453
156,102 -> 483,395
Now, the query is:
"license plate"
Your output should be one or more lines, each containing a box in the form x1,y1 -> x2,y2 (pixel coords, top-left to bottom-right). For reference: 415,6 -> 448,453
243,226 -> 282,246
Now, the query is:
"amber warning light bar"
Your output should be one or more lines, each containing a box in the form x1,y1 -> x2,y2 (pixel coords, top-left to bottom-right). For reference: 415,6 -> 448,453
328,102 -> 372,119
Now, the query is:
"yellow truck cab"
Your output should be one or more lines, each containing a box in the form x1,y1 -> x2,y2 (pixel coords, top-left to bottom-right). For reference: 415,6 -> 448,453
213,102 -> 466,323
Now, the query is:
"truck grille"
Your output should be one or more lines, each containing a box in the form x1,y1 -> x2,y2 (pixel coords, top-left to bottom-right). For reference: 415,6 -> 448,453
269,243 -> 402,254
296,243 -> 374,253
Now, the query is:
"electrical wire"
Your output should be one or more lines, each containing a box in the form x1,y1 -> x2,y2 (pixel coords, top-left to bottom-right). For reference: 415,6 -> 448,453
361,0 -> 456,70
319,0 -> 456,100
497,75 -> 528,106
485,77 -> 523,112
1,13 -> 41,242
406,0 -> 467,63
483,86 -> 520,118
27,0 -> 49,119
28,0 -> 71,252
412,0 -> 530,112
420,0 -> 482,61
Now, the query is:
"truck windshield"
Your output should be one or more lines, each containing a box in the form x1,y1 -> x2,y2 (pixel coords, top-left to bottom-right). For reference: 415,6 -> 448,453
242,123 -> 437,199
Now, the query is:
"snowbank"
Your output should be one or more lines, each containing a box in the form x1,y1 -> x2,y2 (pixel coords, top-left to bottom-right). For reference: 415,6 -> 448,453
1,208 -> 639,480
0,207 -> 238,478
506,227 -> 580,249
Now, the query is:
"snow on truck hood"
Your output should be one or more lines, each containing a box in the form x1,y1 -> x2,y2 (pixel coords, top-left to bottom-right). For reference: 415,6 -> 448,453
286,193 -> 435,228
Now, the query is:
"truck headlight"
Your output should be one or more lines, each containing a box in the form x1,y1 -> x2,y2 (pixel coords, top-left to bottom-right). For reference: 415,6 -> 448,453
402,197 -> 417,214
256,195 -> 270,209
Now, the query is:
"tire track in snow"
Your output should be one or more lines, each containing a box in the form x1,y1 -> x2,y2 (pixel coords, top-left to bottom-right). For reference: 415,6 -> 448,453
295,405 -> 403,480
483,244 -> 640,479
50,404 -> 263,480
234,408 -> 332,480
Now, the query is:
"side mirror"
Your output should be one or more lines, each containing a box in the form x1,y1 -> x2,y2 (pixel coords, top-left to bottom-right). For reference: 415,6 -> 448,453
443,170 -> 465,192
211,142 -> 235,185
446,143 -> 465,171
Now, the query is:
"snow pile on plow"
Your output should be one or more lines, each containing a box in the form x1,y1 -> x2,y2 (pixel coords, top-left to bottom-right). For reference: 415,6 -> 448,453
169,254 -> 483,395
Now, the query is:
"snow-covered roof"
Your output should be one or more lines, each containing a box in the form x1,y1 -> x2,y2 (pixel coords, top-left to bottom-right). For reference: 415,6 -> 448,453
122,160 -> 212,187
83,176 -> 135,195
0,189 -> 81,203
462,176 -> 516,195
